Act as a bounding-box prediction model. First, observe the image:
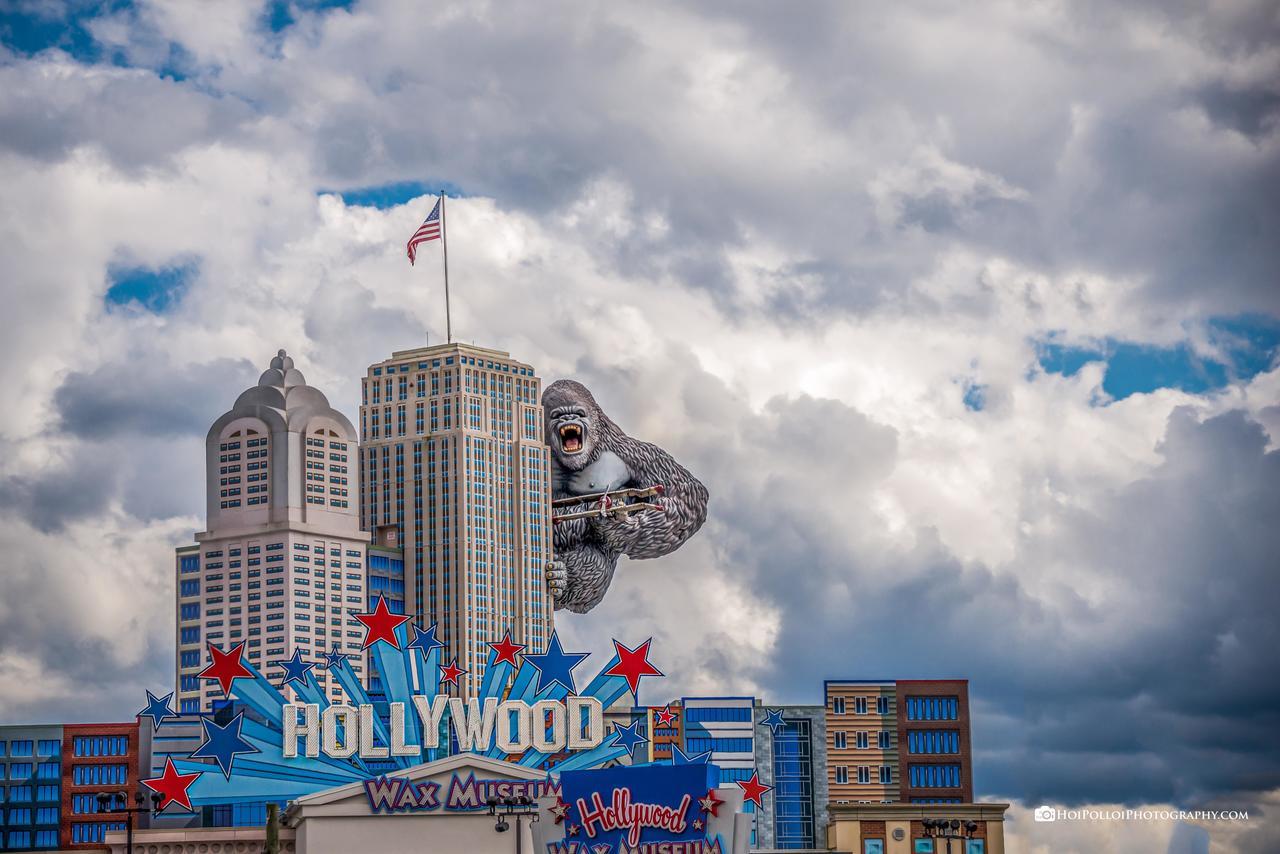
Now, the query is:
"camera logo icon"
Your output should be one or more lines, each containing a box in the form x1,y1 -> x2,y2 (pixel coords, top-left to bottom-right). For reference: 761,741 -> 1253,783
1034,805 -> 1057,822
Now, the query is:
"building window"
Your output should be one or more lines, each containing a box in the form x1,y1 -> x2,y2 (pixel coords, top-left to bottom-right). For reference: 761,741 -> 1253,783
879,730 -> 892,749
855,731 -> 869,749
834,766 -> 849,785
905,696 -> 959,721
854,697 -> 868,715
877,696 -> 890,715
36,740 -> 59,756
72,764 -> 128,786
857,766 -> 871,784
832,697 -> 846,715
908,730 -> 960,754
879,765 -> 893,784
908,764 -> 962,788
833,731 -> 847,749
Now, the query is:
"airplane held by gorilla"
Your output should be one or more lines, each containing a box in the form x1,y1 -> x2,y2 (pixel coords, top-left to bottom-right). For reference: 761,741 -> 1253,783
542,379 -> 709,613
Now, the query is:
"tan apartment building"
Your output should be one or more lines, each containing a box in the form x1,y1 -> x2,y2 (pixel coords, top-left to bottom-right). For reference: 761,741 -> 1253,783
175,350 -> 370,712
358,343 -> 553,697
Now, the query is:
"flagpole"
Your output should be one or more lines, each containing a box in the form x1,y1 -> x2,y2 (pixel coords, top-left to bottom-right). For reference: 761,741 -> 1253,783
441,193 -> 453,343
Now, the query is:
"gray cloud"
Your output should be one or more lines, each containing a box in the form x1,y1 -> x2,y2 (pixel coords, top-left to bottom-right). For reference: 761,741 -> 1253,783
54,354 -> 255,440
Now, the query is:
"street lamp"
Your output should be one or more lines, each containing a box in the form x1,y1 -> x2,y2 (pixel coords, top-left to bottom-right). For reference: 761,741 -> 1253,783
95,788 -> 163,853
486,794 -> 540,854
921,818 -> 980,853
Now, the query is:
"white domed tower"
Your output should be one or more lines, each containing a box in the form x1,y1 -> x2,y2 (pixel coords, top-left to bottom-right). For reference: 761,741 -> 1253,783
174,350 -> 372,713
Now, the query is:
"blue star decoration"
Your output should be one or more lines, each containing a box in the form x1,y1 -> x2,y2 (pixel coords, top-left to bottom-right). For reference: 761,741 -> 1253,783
407,622 -> 445,655
610,721 -> 648,756
524,630 -> 590,694
670,745 -> 712,765
761,708 -> 787,735
273,649 -> 317,688
322,644 -> 348,670
137,690 -> 178,732
190,712 -> 259,779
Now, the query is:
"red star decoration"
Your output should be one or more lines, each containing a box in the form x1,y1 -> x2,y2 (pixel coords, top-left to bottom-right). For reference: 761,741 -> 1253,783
489,630 -> 526,668
654,704 -> 678,727
603,638 -> 663,697
355,595 -> 413,649
549,799 -> 571,824
698,789 -> 724,817
197,641 -> 252,697
439,658 -> 468,687
142,757 -> 201,811
566,824 -> 580,837
736,771 -> 772,807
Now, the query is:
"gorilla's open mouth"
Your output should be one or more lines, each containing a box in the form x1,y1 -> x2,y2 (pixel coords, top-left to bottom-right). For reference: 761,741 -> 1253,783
559,423 -> 584,453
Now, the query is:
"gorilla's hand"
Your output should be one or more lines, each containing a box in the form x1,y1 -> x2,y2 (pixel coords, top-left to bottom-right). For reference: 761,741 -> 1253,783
591,511 -> 644,554
546,560 -> 569,601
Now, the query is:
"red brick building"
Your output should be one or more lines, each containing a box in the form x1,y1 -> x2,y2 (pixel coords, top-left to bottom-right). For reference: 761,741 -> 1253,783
825,679 -> 973,805
895,679 -> 973,803
60,722 -> 142,848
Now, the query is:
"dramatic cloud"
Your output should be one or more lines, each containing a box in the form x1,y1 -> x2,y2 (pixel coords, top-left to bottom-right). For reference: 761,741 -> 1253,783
1,1 -> 1277,849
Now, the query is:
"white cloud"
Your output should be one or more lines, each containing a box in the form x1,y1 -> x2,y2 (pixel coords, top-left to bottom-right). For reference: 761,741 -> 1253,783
0,2 -> 1277,848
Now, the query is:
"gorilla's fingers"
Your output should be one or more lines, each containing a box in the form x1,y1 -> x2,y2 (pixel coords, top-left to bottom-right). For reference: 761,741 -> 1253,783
546,561 -> 569,599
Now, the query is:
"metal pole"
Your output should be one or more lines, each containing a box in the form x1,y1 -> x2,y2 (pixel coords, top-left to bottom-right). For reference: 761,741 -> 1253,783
441,193 -> 453,343
516,814 -> 522,854
126,808 -> 133,854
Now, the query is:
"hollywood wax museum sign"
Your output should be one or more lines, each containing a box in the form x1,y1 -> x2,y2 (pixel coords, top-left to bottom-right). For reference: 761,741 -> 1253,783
532,764 -> 753,854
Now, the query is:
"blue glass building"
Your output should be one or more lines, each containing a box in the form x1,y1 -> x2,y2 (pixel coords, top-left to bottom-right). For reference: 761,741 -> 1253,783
754,705 -> 828,850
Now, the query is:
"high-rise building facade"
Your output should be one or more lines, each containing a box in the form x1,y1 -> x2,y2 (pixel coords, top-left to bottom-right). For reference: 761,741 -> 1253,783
895,680 -> 974,804
175,350 -> 370,712
0,725 -> 64,851
358,343 -> 552,696
60,722 -> 141,848
681,697 -> 756,786
825,679 -> 973,806
754,705 -> 828,851
644,702 -> 682,763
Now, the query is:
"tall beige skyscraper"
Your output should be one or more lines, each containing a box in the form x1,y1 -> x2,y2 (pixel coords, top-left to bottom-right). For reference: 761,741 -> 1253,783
175,350 -> 369,712
359,343 -> 553,696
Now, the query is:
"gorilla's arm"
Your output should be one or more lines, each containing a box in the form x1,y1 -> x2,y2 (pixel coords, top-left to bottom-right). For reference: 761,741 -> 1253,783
592,436 -> 708,559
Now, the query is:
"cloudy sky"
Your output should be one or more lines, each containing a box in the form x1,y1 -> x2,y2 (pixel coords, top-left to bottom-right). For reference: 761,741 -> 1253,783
1,0 -> 1278,850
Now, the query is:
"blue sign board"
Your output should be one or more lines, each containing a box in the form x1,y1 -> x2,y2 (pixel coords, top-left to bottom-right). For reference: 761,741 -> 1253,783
559,764 -> 720,851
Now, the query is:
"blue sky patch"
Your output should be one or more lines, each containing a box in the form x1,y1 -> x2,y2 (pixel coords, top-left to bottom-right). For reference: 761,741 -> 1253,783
105,259 -> 199,313
1035,314 -> 1280,401
323,180 -> 466,210
0,0 -> 128,62
266,0 -> 357,33
962,381 -> 987,411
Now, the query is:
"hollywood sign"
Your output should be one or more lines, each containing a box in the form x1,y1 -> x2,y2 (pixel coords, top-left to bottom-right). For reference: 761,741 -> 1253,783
282,696 -> 605,759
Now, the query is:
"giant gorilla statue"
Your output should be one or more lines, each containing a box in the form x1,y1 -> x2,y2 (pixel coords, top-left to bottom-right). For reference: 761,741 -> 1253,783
542,380 -> 709,613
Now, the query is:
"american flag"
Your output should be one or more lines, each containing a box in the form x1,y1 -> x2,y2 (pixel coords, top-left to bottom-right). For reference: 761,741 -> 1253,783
406,196 -> 442,266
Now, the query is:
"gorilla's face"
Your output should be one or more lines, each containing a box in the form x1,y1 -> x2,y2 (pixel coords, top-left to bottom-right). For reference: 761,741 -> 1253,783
548,403 -> 594,470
